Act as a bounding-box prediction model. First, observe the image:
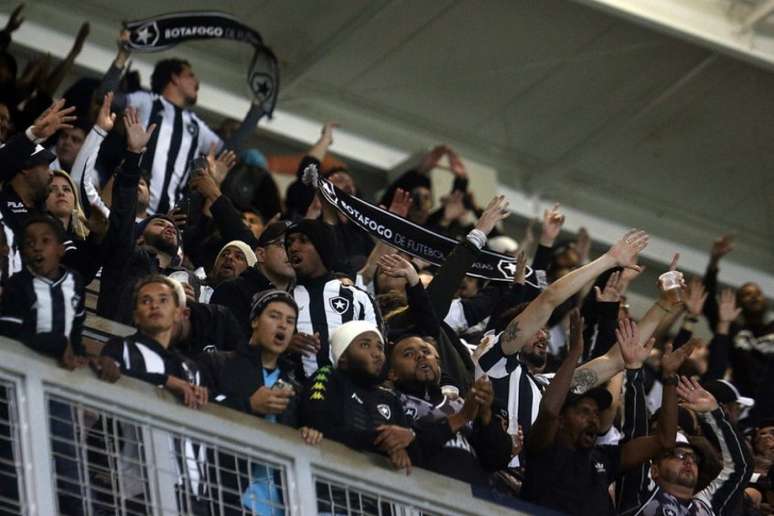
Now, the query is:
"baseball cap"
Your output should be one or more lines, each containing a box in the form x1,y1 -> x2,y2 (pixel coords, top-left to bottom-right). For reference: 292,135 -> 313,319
256,221 -> 290,247
563,387 -> 613,412
703,380 -> 754,408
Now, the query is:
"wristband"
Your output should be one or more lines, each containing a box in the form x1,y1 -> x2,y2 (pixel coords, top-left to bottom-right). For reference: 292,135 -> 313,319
466,229 -> 487,250
684,315 -> 698,323
661,374 -> 678,386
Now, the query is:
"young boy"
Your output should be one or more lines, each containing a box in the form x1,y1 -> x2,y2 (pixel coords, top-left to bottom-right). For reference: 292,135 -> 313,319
0,215 -> 85,365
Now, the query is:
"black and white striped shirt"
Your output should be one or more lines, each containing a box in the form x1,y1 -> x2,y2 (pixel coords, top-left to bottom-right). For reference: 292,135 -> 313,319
0,267 -> 85,356
292,275 -> 381,377
127,91 -> 221,215
475,333 -> 549,438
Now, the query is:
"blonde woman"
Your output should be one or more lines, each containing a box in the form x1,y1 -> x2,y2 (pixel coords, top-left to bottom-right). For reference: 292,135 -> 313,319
46,169 -> 102,281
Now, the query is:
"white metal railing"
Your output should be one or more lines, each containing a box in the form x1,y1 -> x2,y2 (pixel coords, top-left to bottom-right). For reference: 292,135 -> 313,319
0,336 -> 533,516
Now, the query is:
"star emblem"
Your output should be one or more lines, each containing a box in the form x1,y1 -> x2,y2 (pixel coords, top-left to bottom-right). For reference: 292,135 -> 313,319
136,26 -> 152,44
329,296 -> 350,315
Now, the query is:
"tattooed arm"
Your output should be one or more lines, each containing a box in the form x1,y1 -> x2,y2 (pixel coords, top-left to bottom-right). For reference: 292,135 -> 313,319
500,229 -> 649,355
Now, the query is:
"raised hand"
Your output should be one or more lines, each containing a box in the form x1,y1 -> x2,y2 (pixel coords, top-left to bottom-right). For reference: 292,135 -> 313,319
576,226 -> 591,263
660,340 -> 696,377
607,229 -> 649,271
123,106 -> 156,153
513,250 -> 527,285
684,277 -> 708,317
658,253 -> 687,307
470,376 -> 494,425
319,121 -> 337,147
206,143 -> 237,184
595,271 -> 624,303
676,376 -> 718,413
718,289 -> 741,323
540,202 -> 565,247
69,22 -> 89,57
474,195 -> 510,236
710,234 -> 734,263
288,333 -> 321,355
446,147 -> 466,177
96,92 -> 116,132
388,188 -> 412,217
377,253 -> 419,286
616,318 -> 654,369
441,191 -> 466,225
31,99 -> 76,140
568,308 -> 584,359
115,29 -> 131,67
4,4 -> 24,33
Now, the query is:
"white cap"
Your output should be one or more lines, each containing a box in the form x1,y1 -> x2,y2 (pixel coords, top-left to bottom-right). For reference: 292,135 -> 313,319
330,321 -> 382,367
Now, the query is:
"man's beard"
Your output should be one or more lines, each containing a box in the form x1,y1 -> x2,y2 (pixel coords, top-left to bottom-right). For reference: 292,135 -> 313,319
662,467 -> 697,489
144,232 -> 178,256
347,356 -> 386,388
520,350 -> 546,370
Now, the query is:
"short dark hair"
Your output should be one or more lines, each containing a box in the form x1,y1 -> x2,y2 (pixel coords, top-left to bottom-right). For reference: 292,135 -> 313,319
151,58 -> 191,94
132,274 -> 181,308
22,215 -> 65,243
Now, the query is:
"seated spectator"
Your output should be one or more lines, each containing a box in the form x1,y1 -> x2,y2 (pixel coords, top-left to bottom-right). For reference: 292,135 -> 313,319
286,219 -> 380,378
388,335 -> 512,487
198,289 -> 320,515
210,221 -> 295,334
521,311 -> 690,515
300,321 -> 418,473
0,214 -> 87,514
199,240 -> 257,303
0,215 -> 85,363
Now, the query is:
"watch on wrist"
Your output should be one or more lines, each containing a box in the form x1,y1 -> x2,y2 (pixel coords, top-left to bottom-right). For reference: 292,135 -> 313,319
661,374 -> 678,386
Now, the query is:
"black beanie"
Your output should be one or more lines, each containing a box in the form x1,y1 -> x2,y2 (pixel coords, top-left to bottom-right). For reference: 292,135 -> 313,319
285,219 -> 336,272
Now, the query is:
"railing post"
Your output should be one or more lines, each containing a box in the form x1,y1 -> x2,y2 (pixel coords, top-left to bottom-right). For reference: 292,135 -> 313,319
291,454 -> 319,516
18,369 -> 57,516
147,427 -> 180,516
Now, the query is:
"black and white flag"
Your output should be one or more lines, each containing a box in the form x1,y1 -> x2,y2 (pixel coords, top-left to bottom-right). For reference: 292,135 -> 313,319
305,164 -> 544,287
123,11 -> 279,115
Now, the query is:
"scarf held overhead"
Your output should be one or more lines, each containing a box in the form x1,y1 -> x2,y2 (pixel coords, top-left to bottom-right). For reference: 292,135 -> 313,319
304,164 -> 542,287
123,11 -> 279,114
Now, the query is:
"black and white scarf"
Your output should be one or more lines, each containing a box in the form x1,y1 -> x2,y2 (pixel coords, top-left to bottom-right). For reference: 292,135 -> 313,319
303,164 -> 544,287
123,11 -> 279,114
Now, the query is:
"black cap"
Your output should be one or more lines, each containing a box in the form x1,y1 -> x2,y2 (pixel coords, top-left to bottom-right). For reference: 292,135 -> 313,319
671,436 -> 721,493
256,220 -> 290,247
285,219 -> 336,271
563,387 -> 613,412
703,380 -> 754,408
22,145 -> 56,169
250,289 -> 297,321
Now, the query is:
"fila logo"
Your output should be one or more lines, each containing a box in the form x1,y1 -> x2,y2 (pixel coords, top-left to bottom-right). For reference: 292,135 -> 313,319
351,393 -> 363,405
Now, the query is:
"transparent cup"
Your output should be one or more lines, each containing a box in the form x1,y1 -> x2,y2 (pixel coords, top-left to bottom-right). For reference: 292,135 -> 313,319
441,385 -> 459,401
658,271 -> 684,291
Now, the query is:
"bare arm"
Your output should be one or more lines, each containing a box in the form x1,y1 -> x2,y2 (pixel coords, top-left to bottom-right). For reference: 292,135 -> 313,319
500,229 -> 649,355
308,122 -> 336,162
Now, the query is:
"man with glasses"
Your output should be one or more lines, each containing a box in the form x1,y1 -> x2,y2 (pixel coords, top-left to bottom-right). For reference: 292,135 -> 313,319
210,221 -> 295,335
620,377 -> 752,516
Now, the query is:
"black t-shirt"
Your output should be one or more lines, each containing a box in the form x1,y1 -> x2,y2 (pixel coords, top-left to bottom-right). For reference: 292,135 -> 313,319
523,443 -> 620,516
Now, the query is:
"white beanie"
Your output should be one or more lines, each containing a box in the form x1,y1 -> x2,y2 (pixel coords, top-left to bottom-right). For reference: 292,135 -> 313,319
215,240 -> 258,268
330,321 -> 383,367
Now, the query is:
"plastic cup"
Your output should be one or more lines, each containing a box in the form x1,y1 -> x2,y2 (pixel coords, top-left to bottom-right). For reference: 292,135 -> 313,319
441,385 -> 459,401
658,271 -> 684,291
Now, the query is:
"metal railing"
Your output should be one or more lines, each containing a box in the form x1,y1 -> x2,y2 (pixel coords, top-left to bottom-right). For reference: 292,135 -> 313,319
0,336 -> 527,515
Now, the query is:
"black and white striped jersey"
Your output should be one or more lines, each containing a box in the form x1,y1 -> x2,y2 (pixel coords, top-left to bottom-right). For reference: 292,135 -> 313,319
126,91 -> 221,215
475,333 -> 549,438
0,267 -> 85,356
292,275 -> 381,378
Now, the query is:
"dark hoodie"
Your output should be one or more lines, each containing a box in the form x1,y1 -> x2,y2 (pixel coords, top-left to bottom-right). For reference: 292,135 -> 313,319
210,267 -> 276,336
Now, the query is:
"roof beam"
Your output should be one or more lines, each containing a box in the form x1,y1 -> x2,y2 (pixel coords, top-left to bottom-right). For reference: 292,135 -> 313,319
573,0 -> 774,72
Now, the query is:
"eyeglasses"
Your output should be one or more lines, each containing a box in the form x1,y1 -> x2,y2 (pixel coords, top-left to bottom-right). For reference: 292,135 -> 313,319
667,448 -> 700,465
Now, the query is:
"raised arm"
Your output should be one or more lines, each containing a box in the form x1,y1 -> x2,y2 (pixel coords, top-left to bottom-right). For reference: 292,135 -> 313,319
702,234 -> 734,330
619,339 -> 694,472
96,30 -> 131,110
500,229 -> 648,356
526,309 -> 584,455
704,289 -> 740,380
71,92 -> 114,218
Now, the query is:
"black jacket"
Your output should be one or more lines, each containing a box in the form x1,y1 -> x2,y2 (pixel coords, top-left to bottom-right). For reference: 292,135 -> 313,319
210,266 -> 276,336
96,151 -> 181,324
197,345 -> 302,426
175,302 -> 246,359
300,366 -> 421,460
399,384 -> 512,487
